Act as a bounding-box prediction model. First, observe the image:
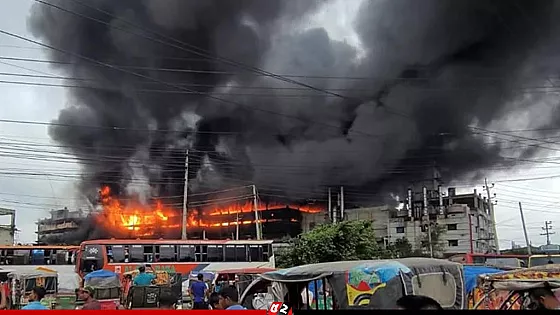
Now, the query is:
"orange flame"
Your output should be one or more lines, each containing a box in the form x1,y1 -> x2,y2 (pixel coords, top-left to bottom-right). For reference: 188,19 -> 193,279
96,186 -> 323,237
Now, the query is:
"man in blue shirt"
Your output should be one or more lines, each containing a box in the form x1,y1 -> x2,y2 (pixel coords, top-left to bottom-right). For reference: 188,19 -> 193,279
22,286 -> 48,310
133,266 -> 155,286
219,285 -> 247,310
189,274 -> 208,309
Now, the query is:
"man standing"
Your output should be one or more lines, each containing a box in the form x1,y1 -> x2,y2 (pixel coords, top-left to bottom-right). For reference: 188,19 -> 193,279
78,286 -> 101,310
133,266 -> 155,286
219,286 -> 247,310
22,286 -> 48,310
189,273 -> 208,309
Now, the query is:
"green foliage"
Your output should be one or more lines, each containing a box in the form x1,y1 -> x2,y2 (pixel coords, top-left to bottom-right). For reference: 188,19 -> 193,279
389,237 -> 414,258
276,220 -> 384,268
419,223 -> 446,257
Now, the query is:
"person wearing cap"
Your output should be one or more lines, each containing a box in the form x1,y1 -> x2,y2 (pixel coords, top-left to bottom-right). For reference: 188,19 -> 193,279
133,265 -> 156,286
219,285 -> 246,310
78,286 -> 101,310
22,286 -> 48,310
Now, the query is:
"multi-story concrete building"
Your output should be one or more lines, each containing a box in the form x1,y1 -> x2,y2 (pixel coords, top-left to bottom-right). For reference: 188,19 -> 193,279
300,187 -> 497,257
36,207 -> 85,244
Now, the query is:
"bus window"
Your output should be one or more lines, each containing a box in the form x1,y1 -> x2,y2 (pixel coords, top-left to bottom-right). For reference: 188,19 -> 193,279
249,245 -> 262,262
158,245 -> 176,262
196,245 -> 208,262
129,245 -> 144,263
112,245 -> 126,263
178,245 -> 195,262
208,245 -> 224,262
263,245 -> 272,261
143,245 -> 154,263
530,256 -> 560,267
225,245 -> 236,262
235,245 -> 247,262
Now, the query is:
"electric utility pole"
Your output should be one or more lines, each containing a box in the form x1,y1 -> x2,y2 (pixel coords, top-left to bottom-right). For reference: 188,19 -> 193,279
518,202 -> 532,255
252,185 -> 262,240
181,150 -> 189,240
484,178 -> 499,253
541,221 -> 555,245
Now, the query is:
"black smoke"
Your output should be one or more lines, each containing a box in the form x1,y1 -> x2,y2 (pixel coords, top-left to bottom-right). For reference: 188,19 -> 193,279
27,0 -> 560,217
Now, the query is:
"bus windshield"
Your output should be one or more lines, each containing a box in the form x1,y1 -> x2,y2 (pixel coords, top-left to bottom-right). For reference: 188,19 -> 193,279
484,257 -> 522,268
529,255 -> 560,267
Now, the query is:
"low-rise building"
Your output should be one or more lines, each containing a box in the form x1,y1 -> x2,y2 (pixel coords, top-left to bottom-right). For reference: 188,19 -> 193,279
37,208 -> 85,244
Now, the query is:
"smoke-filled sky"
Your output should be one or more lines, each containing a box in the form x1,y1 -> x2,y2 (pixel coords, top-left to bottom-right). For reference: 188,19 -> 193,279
1,0 -> 560,246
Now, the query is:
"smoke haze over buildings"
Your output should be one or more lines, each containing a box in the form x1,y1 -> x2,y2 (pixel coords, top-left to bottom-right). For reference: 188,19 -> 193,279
26,0 -> 560,211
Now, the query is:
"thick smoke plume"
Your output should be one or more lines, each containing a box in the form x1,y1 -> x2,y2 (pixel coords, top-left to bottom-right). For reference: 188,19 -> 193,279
28,0 -> 560,219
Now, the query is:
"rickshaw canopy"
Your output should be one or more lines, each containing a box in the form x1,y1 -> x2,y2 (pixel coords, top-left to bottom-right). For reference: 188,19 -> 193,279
251,257 -> 465,309
478,264 -> 560,291
84,270 -> 120,289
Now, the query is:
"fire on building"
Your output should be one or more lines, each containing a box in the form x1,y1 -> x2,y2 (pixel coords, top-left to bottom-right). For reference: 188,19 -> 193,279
96,186 -> 323,240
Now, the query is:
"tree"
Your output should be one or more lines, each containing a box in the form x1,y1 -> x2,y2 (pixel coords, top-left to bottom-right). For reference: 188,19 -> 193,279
276,220 -> 387,268
390,237 -> 414,258
417,223 -> 446,258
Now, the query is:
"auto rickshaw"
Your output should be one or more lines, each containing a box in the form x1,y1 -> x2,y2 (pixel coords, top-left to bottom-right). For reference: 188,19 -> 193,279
122,269 -> 181,309
81,269 -> 121,310
470,263 -> 560,310
240,257 -> 466,310
8,269 -> 58,309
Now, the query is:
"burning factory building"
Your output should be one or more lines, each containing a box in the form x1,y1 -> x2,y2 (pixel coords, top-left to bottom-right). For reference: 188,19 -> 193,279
92,186 -> 323,241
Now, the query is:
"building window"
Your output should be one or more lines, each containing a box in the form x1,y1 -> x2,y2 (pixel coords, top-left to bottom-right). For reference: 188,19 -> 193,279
448,240 -> 459,247
396,227 -> 405,234
447,224 -> 457,231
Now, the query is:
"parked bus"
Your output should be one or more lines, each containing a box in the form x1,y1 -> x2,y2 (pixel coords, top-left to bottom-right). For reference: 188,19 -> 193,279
449,253 -> 528,268
76,239 -> 275,279
0,245 -> 78,266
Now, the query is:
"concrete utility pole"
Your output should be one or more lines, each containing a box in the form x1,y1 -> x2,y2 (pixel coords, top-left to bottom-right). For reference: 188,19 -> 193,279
541,221 -> 555,245
252,185 -> 261,240
236,211 -> 240,240
328,187 -> 332,222
181,150 -> 189,240
518,202 -> 532,255
484,178 -> 499,253
340,186 -> 345,221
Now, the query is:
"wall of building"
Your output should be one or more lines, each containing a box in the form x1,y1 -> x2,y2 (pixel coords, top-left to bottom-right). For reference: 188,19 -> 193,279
0,227 -> 14,245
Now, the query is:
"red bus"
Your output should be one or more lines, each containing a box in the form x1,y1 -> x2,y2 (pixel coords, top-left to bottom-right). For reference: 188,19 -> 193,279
449,253 -> 528,268
76,239 -> 275,280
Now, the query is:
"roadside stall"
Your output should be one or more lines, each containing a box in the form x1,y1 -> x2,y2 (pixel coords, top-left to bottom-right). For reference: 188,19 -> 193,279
240,258 -> 465,310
